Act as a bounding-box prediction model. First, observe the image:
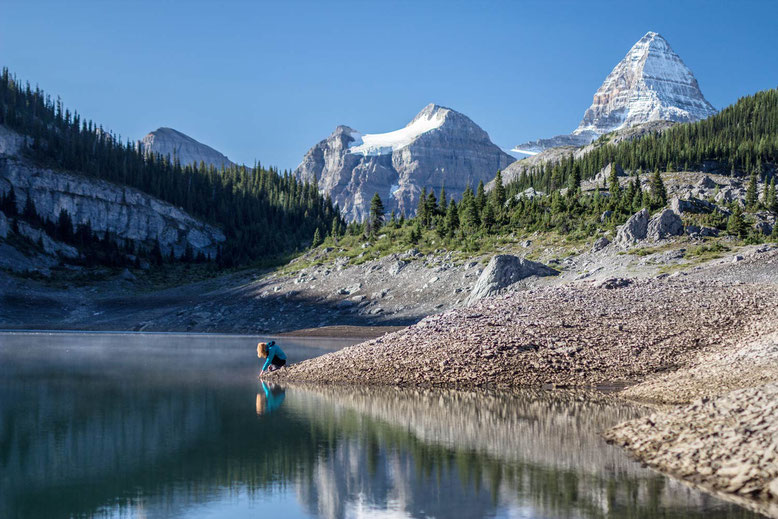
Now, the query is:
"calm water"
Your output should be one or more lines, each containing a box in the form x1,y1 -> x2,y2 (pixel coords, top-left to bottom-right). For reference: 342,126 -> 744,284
0,332 -> 761,519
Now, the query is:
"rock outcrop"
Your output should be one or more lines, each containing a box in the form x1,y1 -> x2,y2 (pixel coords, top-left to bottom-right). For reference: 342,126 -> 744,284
513,32 -> 716,154
646,209 -> 684,241
466,255 -> 557,304
615,209 -> 650,247
670,196 -> 716,215
138,127 -> 234,169
616,208 -> 684,247
0,134 -> 225,258
294,104 -> 515,222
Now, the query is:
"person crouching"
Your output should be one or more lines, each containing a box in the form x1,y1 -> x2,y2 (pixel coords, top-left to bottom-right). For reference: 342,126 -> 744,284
258,340 -> 287,375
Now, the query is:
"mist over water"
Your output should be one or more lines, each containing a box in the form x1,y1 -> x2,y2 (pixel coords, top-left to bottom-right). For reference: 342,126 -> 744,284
0,333 -> 760,519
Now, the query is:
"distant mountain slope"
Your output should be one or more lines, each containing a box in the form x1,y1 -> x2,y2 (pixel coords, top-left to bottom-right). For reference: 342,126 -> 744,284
295,104 -> 515,222
514,31 -> 716,155
139,127 -> 234,169
0,68 -> 340,267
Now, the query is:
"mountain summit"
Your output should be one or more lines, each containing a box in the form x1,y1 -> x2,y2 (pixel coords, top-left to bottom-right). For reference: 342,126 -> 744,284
139,128 -> 234,169
514,32 -> 716,154
295,104 -> 515,222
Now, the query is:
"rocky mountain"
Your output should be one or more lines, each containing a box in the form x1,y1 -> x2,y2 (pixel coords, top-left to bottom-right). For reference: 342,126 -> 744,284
139,127 -> 234,169
514,31 -> 716,155
0,124 -> 225,273
294,104 -> 515,222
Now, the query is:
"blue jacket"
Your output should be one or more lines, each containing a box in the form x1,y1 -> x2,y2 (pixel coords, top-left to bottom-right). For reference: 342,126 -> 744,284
261,343 -> 287,372
260,381 -> 285,414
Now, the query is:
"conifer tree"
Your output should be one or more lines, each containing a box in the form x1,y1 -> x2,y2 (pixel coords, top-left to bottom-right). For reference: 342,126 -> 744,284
417,187 -> 428,226
369,192 -> 385,232
311,227 -> 322,248
481,201 -> 496,232
727,204 -> 745,237
768,178 -> 777,212
439,186 -> 447,213
475,181 -> 486,212
445,199 -> 459,234
650,169 -> 667,207
745,170 -> 759,209
493,170 -> 507,208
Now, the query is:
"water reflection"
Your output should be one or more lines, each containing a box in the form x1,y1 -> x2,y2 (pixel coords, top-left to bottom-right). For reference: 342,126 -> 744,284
257,381 -> 286,415
0,333 -> 760,519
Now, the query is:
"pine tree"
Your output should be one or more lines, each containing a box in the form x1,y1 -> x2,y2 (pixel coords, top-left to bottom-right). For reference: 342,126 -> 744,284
493,170 -> 507,208
445,199 -> 459,234
727,204 -> 745,237
439,186 -> 447,213
746,169 -> 759,209
481,201 -> 496,232
768,178 -> 777,212
475,181 -> 486,212
369,192 -> 385,232
311,227 -> 322,248
463,196 -> 480,231
650,169 -> 667,207
417,187 -> 428,226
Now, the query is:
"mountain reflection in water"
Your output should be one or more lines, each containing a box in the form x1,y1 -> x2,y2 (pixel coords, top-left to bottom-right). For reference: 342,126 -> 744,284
0,333 -> 759,519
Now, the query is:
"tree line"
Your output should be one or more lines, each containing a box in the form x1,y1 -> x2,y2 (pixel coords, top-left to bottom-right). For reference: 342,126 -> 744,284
0,68 -> 343,267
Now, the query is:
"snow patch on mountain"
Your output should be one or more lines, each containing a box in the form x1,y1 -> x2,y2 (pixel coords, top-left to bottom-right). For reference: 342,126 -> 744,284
348,105 -> 447,156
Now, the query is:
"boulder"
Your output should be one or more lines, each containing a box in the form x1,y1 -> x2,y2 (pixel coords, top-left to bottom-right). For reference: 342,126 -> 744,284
615,209 -> 649,247
697,175 -> 718,189
466,255 -> 557,305
600,210 -> 613,222
592,236 -> 610,252
647,209 -> 684,241
670,196 -> 716,215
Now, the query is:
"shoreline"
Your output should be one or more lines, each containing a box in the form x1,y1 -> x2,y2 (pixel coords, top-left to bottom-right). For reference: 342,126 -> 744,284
267,262 -> 778,515
0,324 -> 400,340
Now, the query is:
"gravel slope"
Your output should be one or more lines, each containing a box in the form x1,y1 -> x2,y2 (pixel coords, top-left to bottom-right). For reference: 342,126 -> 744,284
268,278 -> 778,389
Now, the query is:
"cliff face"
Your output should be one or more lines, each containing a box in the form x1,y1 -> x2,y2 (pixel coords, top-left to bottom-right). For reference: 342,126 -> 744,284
139,127 -> 234,169
0,125 -> 225,260
514,31 -> 716,155
295,104 -> 515,222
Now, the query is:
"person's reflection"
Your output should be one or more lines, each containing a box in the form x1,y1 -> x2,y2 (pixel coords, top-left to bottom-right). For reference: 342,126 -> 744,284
256,381 -> 286,416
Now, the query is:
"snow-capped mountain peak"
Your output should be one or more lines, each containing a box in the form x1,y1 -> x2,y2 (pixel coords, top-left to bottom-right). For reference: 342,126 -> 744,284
574,31 -> 716,136
513,31 -> 716,155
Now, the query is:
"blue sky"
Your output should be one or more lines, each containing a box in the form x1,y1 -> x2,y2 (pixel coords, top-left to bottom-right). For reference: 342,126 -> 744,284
2,0 -> 776,170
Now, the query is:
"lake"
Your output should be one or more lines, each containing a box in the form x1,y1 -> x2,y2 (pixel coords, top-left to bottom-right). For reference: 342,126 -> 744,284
0,332 -> 761,519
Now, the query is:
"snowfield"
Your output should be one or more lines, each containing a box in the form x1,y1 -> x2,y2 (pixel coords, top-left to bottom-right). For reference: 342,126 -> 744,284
348,108 -> 447,156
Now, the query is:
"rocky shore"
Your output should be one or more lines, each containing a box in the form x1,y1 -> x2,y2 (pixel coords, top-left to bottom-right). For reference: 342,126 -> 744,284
268,248 -> 778,514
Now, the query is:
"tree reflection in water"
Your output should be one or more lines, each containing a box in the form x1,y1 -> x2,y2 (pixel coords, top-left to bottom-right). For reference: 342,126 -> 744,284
0,334 -> 762,519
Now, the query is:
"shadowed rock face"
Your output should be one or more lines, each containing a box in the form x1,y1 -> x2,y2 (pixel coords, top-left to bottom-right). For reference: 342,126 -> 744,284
514,32 -> 716,155
294,104 -> 515,222
139,127 -> 234,169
